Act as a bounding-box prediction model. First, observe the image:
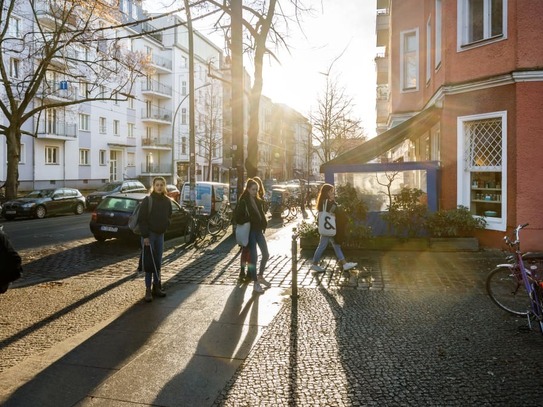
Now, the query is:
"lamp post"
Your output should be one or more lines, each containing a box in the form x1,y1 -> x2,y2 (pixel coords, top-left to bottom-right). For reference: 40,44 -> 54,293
171,82 -> 211,186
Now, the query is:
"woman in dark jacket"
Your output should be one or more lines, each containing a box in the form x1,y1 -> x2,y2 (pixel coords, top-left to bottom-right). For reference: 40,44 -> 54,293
138,176 -> 172,302
235,178 -> 269,294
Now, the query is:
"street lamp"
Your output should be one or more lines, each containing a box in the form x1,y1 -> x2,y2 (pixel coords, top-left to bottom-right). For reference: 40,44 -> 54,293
171,82 -> 212,186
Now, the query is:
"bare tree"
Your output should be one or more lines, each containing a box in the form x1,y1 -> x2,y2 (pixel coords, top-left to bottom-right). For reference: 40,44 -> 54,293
0,0 -> 150,198
191,0 -> 312,177
310,72 -> 366,163
196,81 -> 223,181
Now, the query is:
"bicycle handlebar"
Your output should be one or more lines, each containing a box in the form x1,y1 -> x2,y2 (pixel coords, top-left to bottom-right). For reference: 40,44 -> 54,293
506,223 -> 529,247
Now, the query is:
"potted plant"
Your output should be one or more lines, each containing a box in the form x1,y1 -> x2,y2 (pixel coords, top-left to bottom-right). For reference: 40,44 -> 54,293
425,205 -> 487,251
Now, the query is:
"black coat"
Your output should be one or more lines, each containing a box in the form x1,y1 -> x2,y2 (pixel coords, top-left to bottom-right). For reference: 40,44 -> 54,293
0,230 -> 22,292
138,192 -> 172,238
235,195 -> 267,232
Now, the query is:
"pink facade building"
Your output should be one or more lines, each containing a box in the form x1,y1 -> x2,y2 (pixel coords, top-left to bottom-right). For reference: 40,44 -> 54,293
368,0 -> 543,249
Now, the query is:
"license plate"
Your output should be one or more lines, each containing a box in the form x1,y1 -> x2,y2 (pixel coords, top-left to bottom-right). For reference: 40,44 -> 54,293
100,226 -> 118,232
5,210 -> 16,215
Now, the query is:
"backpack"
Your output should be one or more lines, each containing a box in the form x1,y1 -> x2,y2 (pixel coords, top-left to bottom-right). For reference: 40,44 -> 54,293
128,196 -> 152,235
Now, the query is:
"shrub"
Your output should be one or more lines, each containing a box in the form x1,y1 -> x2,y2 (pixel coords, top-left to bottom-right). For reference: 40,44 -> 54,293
425,205 -> 487,237
381,187 -> 427,237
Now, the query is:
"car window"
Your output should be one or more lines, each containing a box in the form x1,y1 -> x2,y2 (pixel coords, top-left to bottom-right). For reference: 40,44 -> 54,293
96,183 -> 121,192
171,200 -> 180,213
99,197 -> 139,212
65,189 -> 76,198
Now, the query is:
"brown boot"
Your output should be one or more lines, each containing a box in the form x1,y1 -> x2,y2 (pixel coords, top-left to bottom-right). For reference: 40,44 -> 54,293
152,282 -> 166,298
144,288 -> 153,302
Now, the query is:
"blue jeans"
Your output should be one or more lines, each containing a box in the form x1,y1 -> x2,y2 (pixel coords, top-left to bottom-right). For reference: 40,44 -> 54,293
312,235 -> 345,264
141,232 -> 164,288
247,228 -> 269,282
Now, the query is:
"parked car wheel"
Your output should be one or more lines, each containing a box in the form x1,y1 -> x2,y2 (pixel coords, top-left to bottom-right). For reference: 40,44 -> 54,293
35,205 -> 47,219
74,202 -> 85,215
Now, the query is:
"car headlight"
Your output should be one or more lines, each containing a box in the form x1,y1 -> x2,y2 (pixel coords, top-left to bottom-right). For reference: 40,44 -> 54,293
22,203 -> 36,208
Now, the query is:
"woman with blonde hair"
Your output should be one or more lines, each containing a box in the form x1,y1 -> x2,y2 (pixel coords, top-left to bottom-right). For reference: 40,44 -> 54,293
310,183 -> 357,273
138,176 -> 172,302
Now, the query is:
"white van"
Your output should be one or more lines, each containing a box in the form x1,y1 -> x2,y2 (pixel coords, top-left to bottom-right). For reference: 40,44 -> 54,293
180,182 -> 229,215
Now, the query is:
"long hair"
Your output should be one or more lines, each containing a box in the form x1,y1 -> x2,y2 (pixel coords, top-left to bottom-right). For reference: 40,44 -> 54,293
316,183 -> 334,211
253,176 -> 265,200
150,176 -> 167,196
239,178 -> 258,201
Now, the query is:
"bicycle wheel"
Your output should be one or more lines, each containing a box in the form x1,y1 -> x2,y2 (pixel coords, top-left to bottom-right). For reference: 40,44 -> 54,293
486,266 -> 530,316
207,213 -> 223,236
532,283 -> 543,334
183,217 -> 196,244
197,217 -> 208,240
289,204 -> 299,218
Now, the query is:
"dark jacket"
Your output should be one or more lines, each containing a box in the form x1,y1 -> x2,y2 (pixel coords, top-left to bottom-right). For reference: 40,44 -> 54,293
138,192 -> 172,237
235,195 -> 267,232
0,229 -> 22,293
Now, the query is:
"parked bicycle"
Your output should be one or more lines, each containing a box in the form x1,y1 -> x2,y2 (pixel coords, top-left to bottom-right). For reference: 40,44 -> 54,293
486,223 -> 543,334
270,195 -> 299,219
182,203 -> 208,246
207,201 -> 233,236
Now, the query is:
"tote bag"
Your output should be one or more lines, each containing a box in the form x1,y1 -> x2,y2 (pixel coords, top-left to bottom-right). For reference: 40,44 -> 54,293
318,199 -> 336,237
235,202 -> 250,247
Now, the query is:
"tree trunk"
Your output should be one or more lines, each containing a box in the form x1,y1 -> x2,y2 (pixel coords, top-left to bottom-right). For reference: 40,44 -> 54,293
246,50 -> 263,178
5,126 -> 20,200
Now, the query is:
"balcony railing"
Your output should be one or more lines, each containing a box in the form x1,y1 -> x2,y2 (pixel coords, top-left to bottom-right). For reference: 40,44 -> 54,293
36,121 -> 77,139
150,54 -> 172,71
141,163 -> 170,174
142,136 -> 172,147
141,80 -> 172,96
141,22 -> 163,43
141,107 -> 172,122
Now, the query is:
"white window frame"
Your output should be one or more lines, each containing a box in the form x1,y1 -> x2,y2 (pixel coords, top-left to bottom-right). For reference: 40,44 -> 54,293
181,108 -> 187,125
19,143 -> 26,164
99,117 -> 107,134
79,149 -> 90,165
426,16 -> 432,84
400,28 -> 419,92
127,152 -> 135,167
127,122 -> 135,138
128,96 -> 135,109
79,114 -> 90,131
457,111 -> 507,231
457,0 -> 507,50
99,150 -> 107,166
45,146 -> 59,165
113,120 -> 120,136
435,0 -> 442,68
8,16 -> 21,38
9,58 -> 20,78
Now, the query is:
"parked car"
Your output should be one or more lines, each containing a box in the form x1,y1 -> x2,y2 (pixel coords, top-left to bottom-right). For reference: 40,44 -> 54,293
166,184 -> 180,202
180,181 -> 229,215
1,188 -> 86,220
85,180 -> 147,210
89,193 -> 190,242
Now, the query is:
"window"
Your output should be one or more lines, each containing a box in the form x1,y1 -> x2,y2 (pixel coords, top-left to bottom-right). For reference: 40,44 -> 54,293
128,96 -> 135,109
79,114 -> 90,131
19,143 -> 26,164
127,122 -> 135,138
426,17 -> 431,83
80,81 -> 90,98
113,120 -> 120,136
127,152 -> 135,167
400,29 -> 418,91
459,0 -> 506,48
181,108 -> 187,125
8,17 -> 21,38
182,81 -> 187,95
45,146 -> 59,164
457,111 -> 507,231
99,150 -> 107,165
99,85 -> 106,99
79,149 -> 90,165
181,137 -> 187,154
9,58 -> 20,78
435,0 -> 442,67
99,117 -> 107,133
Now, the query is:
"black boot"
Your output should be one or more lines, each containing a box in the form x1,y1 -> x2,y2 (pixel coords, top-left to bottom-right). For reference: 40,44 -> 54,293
152,282 -> 166,297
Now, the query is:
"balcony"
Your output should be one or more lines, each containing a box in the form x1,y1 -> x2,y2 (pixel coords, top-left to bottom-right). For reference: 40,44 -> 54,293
36,121 -> 77,141
38,81 -> 77,102
141,136 -> 172,149
141,22 -> 163,44
141,107 -> 172,123
149,54 -> 172,73
141,80 -> 172,98
141,163 -> 170,175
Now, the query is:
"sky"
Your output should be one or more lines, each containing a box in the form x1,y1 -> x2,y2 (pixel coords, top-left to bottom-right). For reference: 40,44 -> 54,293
145,0 -> 377,137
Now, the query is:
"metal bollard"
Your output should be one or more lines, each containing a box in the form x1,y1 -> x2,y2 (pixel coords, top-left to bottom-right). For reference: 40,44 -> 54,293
291,227 -> 298,300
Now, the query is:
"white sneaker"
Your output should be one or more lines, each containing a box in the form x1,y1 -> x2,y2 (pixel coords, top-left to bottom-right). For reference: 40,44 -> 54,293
343,262 -> 357,271
257,275 -> 271,288
310,264 -> 325,273
253,282 -> 265,294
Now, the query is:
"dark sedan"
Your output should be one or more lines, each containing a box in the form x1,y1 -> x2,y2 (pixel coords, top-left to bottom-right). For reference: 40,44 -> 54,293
89,193 -> 190,242
1,188 -> 86,220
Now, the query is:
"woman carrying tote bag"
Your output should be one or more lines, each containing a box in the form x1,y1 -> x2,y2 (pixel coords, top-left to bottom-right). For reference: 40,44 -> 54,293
309,183 -> 357,273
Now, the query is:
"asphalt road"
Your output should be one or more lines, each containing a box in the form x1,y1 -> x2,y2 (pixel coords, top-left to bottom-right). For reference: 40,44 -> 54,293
0,213 -> 93,250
